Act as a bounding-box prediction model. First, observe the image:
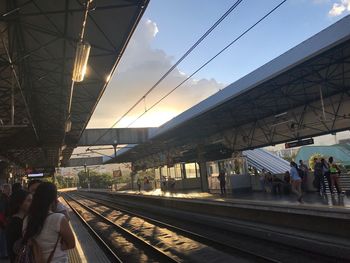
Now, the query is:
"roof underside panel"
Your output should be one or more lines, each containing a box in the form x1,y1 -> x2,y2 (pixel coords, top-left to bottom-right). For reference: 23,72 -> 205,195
0,0 -> 149,168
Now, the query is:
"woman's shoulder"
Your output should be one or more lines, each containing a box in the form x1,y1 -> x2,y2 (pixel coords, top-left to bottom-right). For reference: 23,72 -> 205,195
45,213 -> 66,232
48,212 -> 65,221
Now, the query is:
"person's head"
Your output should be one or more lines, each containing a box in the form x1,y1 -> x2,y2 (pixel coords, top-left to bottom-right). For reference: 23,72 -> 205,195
9,189 -> 32,216
285,171 -> 290,176
2,184 -> 11,196
12,182 -> 22,194
28,179 -> 41,194
299,160 -> 303,164
328,156 -> 334,164
290,161 -> 297,168
24,182 -> 57,241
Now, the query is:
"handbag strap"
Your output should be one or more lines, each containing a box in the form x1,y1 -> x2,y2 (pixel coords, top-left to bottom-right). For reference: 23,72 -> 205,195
46,235 -> 60,263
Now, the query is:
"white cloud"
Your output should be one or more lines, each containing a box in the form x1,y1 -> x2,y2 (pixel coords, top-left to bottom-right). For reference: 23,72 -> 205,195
88,19 -> 224,128
329,0 -> 350,16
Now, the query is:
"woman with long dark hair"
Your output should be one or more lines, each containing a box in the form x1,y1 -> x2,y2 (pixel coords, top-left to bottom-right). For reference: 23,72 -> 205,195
22,182 -> 75,263
6,189 -> 32,262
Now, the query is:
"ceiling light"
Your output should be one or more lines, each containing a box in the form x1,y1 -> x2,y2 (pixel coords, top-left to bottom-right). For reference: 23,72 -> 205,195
65,119 -> 72,133
72,42 -> 91,82
106,74 -> 111,82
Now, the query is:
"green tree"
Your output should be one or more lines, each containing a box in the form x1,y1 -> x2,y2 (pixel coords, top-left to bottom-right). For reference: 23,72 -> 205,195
77,170 -> 113,189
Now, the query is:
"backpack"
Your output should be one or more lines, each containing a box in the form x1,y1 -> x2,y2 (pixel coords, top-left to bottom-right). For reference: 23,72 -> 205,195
15,238 -> 43,263
15,235 -> 59,263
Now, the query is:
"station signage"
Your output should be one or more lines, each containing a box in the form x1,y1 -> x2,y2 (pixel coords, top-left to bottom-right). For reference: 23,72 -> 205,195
26,167 -> 55,178
285,138 -> 314,149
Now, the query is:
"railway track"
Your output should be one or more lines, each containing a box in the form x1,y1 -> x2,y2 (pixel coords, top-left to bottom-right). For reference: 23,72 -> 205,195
63,193 -> 180,263
65,192 -> 279,263
73,191 -> 349,263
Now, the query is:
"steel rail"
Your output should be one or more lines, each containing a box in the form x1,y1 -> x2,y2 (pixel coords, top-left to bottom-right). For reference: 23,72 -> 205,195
73,192 -> 280,263
61,193 -> 123,263
63,193 -> 180,263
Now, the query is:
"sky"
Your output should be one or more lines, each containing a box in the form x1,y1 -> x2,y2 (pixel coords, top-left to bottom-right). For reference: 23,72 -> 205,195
81,0 -> 350,154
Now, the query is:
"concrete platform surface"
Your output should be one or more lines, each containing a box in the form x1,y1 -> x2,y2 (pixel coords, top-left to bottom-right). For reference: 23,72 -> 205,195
84,188 -> 350,211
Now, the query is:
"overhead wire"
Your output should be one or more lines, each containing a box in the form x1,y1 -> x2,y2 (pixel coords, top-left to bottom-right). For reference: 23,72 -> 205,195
126,0 -> 288,128
86,0 -> 244,150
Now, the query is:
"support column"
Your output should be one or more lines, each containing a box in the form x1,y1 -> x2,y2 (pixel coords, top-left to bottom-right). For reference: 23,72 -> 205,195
197,144 -> 209,192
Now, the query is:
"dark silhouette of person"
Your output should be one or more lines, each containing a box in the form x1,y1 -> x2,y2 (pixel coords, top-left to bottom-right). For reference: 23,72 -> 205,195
218,170 -> 226,195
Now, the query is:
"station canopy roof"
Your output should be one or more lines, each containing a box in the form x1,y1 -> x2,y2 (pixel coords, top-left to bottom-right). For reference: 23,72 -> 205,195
114,15 -> 350,165
0,0 -> 149,168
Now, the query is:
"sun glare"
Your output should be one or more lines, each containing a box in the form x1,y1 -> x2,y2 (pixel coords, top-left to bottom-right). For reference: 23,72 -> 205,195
117,109 -> 179,128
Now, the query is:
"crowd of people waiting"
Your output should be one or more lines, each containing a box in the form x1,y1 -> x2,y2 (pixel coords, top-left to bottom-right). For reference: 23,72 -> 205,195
258,156 -> 345,203
0,180 -> 75,262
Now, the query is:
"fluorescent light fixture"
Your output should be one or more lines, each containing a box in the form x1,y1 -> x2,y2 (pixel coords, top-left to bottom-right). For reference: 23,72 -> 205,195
274,112 -> 288,118
28,173 -> 44,178
270,120 -> 291,127
72,42 -> 91,82
65,119 -> 72,133
106,74 -> 111,82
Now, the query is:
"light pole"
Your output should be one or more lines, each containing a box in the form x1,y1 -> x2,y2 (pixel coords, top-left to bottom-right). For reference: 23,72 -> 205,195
112,140 -> 118,191
113,140 -> 118,160
84,163 -> 90,190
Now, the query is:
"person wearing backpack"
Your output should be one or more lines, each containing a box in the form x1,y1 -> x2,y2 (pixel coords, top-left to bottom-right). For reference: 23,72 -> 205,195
21,182 -> 75,263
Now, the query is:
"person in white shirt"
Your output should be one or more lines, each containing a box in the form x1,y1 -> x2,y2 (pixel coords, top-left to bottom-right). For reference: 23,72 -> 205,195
23,182 -> 75,263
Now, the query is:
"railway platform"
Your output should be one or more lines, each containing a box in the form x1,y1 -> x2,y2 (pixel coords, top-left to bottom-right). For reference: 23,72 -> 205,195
84,188 -> 350,211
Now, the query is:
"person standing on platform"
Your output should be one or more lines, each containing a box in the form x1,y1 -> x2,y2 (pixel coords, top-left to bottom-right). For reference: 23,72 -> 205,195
137,177 -> 142,192
290,161 -> 303,203
259,169 -> 266,192
328,156 -> 343,195
22,182 -> 75,263
218,170 -> 226,195
28,179 -> 70,220
0,184 -> 11,259
321,158 -> 332,194
299,160 -> 308,191
313,158 -> 326,195
6,189 -> 32,263
265,172 -> 273,193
